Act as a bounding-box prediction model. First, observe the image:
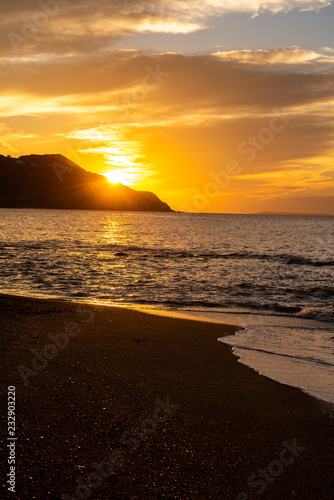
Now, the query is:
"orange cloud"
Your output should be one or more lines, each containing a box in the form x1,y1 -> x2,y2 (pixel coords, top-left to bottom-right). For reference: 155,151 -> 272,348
213,47 -> 334,65
1,48 -> 334,214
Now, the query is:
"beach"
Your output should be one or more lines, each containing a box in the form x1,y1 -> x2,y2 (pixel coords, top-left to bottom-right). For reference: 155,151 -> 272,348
1,293 -> 333,499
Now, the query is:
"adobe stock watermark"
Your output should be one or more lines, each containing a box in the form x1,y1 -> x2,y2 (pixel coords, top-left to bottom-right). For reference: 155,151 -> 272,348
17,304 -> 96,385
236,438 -> 307,498
113,64 -> 169,123
7,0 -> 71,54
6,0 -> 181,55
61,396 -> 179,499
178,107 -> 296,212
52,158 -> 75,183
52,64 -> 169,183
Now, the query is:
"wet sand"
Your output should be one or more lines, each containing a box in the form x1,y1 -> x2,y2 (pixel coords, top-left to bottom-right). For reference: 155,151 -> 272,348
0,293 -> 333,499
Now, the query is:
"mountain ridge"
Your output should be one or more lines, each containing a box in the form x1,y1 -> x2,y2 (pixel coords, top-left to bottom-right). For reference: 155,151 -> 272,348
0,154 -> 174,212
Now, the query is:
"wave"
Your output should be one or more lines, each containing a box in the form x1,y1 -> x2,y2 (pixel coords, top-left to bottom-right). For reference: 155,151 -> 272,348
296,308 -> 334,322
232,344 -> 334,368
99,249 -> 334,267
133,249 -> 332,266
1,241 -> 333,267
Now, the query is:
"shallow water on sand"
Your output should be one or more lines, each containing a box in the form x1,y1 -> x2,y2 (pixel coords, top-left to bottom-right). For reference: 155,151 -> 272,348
220,321 -> 334,404
136,307 -> 334,404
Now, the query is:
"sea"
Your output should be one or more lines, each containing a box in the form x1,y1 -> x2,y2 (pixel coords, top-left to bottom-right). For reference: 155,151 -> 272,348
0,209 -> 333,404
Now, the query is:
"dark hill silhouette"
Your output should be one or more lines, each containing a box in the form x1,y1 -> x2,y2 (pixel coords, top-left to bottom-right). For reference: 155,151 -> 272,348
0,154 -> 173,212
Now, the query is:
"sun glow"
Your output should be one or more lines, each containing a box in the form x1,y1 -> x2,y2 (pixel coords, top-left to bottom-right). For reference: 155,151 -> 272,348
106,168 -> 132,185
69,126 -> 145,187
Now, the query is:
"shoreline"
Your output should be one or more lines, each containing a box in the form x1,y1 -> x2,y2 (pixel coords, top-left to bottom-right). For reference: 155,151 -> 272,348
1,293 -> 334,498
3,291 -> 332,405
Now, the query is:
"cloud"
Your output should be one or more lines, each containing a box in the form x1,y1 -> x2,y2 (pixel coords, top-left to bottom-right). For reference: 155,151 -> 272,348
175,0 -> 332,17
320,46 -> 334,53
0,0 -> 332,57
1,46 -> 334,213
2,50 -> 334,111
213,47 -> 334,65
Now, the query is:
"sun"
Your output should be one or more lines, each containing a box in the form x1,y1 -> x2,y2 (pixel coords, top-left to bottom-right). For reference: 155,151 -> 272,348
105,169 -> 129,185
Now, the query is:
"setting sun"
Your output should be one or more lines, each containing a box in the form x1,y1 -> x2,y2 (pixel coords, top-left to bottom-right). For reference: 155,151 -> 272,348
106,169 -> 128,184
104,162 -> 143,186
105,169 -> 132,185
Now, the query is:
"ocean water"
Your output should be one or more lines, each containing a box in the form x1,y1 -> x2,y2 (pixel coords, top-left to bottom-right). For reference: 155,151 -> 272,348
219,320 -> 334,405
0,209 -> 333,403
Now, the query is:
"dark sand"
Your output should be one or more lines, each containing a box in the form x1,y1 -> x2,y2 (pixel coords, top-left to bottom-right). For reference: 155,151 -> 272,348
1,293 -> 333,499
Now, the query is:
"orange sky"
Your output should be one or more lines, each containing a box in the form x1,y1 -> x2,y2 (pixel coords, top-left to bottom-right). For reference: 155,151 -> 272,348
1,1 -> 334,213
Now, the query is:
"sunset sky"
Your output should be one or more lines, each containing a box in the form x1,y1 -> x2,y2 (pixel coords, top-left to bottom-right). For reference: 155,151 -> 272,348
1,0 -> 334,213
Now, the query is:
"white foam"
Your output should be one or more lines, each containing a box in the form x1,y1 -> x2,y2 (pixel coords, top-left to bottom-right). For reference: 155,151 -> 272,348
219,323 -> 334,404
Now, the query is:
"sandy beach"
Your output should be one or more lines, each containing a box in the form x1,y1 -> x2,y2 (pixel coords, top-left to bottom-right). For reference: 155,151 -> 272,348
1,293 -> 333,499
